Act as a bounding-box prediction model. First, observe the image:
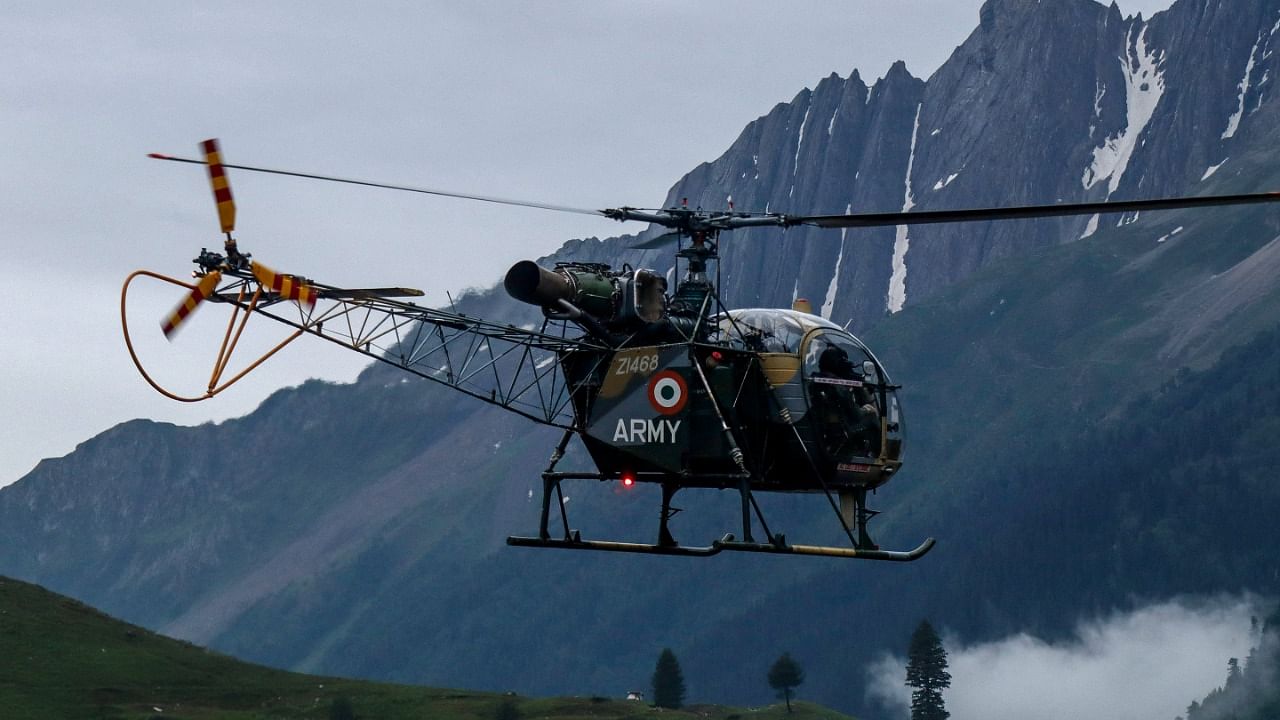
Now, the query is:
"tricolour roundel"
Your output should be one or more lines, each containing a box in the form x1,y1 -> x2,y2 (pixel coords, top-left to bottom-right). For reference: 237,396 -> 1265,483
647,370 -> 688,415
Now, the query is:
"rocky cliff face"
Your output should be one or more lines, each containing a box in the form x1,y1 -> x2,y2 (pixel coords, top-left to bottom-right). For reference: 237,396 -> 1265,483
4,0 -> 1280,715
608,0 -> 1280,333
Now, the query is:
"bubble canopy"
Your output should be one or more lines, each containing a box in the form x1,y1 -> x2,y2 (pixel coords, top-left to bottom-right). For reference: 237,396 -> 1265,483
714,308 -> 903,469
715,308 -> 844,354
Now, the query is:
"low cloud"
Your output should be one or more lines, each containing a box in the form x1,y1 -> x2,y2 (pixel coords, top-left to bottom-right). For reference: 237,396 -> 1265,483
867,597 -> 1258,720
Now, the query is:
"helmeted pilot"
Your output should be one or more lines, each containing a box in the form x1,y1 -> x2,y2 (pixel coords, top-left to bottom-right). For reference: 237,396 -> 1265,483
813,343 -> 880,455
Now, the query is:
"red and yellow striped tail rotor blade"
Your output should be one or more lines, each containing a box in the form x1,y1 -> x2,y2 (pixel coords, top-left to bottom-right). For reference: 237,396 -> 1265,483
251,261 -> 317,307
201,138 -> 236,235
160,271 -> 222,339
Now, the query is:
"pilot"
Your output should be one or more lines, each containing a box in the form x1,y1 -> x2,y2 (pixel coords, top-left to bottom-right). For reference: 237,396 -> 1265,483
814,344 -> 880,455
818,344 -> 856,378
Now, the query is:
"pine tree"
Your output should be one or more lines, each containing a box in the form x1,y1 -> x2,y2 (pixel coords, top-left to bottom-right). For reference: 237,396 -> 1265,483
767,652 -> 805,713
651,648 -> 687,709
905,620 -> 950,720
493,698 -> 521,720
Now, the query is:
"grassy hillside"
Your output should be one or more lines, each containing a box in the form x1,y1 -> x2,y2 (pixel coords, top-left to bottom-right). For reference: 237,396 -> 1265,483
0,576 -> 851,720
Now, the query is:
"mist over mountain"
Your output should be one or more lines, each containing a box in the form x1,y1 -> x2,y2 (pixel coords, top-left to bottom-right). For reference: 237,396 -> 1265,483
4,0 -> 1280,715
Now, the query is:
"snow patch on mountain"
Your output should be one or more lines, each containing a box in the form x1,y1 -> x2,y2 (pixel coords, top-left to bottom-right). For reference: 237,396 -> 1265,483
888,104 -> 922,314
1223,33 -> 1262,139
1201,157 -> 1228,181
821,204 -> 852,320
793,104 -> 811,177
933,172 -> 960,190
1082,213 -> 1101,239
1082,25 -> 1165,196
1090,81 -> 1107,137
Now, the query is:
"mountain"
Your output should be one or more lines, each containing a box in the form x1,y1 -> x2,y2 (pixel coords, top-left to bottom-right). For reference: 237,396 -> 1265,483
4,0 -> 1280,715
665,0 -> 1280,325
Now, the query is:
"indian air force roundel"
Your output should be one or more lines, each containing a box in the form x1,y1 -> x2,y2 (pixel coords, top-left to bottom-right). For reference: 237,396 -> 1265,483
647,370 -> 688,415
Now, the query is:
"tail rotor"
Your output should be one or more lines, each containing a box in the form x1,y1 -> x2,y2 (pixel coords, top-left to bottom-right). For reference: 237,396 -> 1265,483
124,138 -> 321,400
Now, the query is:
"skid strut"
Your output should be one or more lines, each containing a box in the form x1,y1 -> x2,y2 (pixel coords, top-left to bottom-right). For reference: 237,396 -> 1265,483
658,483 -> 680,547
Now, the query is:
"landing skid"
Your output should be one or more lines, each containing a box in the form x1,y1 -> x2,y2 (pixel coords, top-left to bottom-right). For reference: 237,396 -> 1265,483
516,430 -> 934,562
714,535 -> 935,561
506,533 -> 935,561
507,534 -> 728,557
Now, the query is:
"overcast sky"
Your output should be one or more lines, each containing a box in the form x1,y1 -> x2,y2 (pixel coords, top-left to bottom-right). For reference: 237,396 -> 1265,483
0,0 -> 1176,486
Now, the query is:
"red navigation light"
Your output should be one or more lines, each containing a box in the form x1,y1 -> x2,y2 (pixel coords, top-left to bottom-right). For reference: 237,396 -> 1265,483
621,471 -> 636,488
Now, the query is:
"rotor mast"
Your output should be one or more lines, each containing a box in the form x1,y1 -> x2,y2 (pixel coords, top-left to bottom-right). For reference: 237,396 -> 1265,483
603,205 -> 753,322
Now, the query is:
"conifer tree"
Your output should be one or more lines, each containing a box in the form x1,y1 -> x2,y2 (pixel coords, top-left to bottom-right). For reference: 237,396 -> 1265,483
493,698 -> 521,720
905,620 -> 951,720
767,652 -> 805,713
651,648 -> 687,709
1226,657 -> 1242,688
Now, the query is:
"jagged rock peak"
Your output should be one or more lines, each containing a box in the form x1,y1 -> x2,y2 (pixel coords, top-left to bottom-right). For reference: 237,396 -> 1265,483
978,0 -> 1113,33
884,59 -> 916,82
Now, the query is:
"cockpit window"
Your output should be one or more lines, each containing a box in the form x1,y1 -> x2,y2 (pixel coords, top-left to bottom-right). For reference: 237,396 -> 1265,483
714,309 -> 840,353
803,331 -> 883,459
803,333 -> 878,383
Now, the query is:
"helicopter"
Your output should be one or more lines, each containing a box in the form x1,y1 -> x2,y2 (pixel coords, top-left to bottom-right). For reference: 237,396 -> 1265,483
122,139 -> 1280,561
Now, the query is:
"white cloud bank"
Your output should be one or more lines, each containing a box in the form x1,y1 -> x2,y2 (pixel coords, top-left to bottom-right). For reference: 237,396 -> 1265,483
867,597 -> 1258,720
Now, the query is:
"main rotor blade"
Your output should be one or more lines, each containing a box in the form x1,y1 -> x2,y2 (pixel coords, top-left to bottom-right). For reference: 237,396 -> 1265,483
316,286 -> 426,299
148,152 -> 606,217
786,191 -> 1280,229
631,230 -> 684,249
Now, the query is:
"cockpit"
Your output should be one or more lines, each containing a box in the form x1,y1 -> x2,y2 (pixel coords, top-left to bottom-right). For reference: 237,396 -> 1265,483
804,333 -> 887,459
715,309 -> 903,475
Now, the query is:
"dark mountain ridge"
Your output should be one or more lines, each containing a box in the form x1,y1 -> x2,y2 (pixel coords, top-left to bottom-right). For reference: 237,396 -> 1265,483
4,0 -> 1280,715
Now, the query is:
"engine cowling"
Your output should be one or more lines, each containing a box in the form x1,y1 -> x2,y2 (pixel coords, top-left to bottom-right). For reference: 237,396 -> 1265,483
504,261 -> 667,327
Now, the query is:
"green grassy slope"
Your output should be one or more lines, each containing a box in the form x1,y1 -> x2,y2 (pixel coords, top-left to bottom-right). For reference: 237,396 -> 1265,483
0,576 -> 851,720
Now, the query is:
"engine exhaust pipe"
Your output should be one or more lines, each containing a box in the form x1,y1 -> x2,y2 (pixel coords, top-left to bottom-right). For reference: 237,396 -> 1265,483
504,260 -> 574,308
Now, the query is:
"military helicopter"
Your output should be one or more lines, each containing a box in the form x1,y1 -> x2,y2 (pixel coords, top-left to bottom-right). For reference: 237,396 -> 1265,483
123,139 -> 1280,560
